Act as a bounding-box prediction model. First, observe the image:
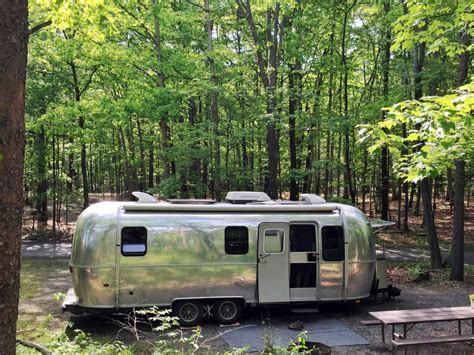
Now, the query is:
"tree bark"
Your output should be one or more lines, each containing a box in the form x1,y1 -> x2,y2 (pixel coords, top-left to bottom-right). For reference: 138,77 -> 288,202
0,1 -> 28,352
288,63 -> 298,200
420,178 -> 443,268
380,0 -> 391,220
136,117 -> 147,191
450,159 -> 465,280
68,59 -> 95,209
34,127 -> 48,227
450,26 -> 470,279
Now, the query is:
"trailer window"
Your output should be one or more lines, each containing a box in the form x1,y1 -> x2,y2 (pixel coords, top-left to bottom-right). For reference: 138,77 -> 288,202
225,227 -> 248,255
121,227 -> 147,256
321,226 -> 344,261
290,224 -> 316,252
264,230 -> 284,254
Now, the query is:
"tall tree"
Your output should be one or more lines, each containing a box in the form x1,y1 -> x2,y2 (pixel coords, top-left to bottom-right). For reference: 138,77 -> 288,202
0,0 -> 28,352
380,0 -> 390,220
237,0 -> 281,199
205,0 -> 221,200
341,0 -> 357,204
450,25 -> 471,281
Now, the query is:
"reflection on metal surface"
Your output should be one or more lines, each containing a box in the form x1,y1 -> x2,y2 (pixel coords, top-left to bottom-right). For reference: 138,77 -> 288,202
70,201 -> 377,309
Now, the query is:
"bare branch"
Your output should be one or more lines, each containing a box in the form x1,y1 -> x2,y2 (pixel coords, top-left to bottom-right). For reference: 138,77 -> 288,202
184,0 -> 207,12
28,20 -> 52,36
79,66 -> 99,97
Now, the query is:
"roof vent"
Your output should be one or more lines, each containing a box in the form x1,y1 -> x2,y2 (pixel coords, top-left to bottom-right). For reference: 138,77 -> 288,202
132,191 -> 157,203
225,191 -> 271,204
300,194 -> 326,204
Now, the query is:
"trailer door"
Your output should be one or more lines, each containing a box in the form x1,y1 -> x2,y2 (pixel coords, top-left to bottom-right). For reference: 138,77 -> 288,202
289,223 -> 318,301
318,225 -> 345,300
257,222 -> 290,303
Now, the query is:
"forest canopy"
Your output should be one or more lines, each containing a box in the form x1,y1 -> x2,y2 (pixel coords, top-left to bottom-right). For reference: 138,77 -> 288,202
26,0 -> 472,214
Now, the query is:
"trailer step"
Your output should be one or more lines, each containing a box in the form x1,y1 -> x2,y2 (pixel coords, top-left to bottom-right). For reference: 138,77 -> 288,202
290,307 -> 319,314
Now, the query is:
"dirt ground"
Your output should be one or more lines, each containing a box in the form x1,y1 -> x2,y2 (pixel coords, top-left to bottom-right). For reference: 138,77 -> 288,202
17,259 -> 474,354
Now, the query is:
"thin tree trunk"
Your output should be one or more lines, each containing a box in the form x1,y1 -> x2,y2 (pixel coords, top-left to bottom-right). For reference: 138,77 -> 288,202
152,0 -> 171,181
148,129 -> 154,189
35,127 -> 48,228
449,26 -> 470,278
380,0 -> 391,219
52,134 -> 57,231
450,159 -> 465,280
205,0 -> 221,200
341,0 -> 357,205
288,63 -> 298,200
403,182 -> 410,232
238,0 -> 280,199
420,178 -> 443,268
136,117 -> 147,191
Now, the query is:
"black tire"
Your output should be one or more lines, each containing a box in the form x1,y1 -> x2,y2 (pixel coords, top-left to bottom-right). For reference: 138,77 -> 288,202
213,299 -> 244,325
173,300 -> 204,327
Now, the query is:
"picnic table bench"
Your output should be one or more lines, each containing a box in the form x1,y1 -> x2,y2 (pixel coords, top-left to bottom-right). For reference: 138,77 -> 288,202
364,306 -> 474,348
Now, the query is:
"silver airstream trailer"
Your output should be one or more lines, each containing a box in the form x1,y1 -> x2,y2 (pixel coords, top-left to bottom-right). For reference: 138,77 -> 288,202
63,191 -> 395,326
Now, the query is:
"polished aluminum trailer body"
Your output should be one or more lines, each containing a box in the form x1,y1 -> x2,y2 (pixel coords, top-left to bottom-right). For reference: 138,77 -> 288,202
68,198 -> 376,312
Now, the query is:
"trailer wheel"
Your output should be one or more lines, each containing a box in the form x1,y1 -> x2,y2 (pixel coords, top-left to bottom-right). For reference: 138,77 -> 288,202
213,299 -> 243,325
173,300 -> 204,327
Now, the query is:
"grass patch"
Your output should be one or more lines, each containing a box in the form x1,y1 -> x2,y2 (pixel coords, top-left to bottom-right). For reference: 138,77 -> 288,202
17,260 -> 70,345
19,261 -> 41,301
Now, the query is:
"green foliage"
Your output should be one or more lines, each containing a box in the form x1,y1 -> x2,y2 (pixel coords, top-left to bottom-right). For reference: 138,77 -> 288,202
48,329 -> 129,354
391,1 -> 473,57
360,83 -> 474,182
25,0 -> 472,212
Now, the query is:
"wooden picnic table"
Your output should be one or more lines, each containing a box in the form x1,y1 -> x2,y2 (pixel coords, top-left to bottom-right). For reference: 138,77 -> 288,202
368,306 -> 474,347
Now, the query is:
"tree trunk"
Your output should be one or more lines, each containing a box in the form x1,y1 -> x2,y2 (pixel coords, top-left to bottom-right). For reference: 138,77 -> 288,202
238,0 -> 280,199
152,0 -> 171,182
136,117 -> 147,191
450,159 -> 465,281
420,178 -> 443,268
446,168 -> 453,202
79,116 -> 89,208
148,129 -> 154,189
450,27 -> 470,280
341,0 -> 357,205
288,63 -> 298,200
205,0 -> 221,200
403,182 -> 410,232
34,127 -> 48,227
380,0 -> 391,219
412,33 -> 441,267
0,2 -> 27,351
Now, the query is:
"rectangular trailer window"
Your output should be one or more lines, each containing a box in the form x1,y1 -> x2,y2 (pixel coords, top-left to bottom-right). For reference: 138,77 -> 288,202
321,226 -> 344,261
264,230 -> 284,254
225,226 -> 249,255
121,227 -> 147,256
290,224 -> 316,252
